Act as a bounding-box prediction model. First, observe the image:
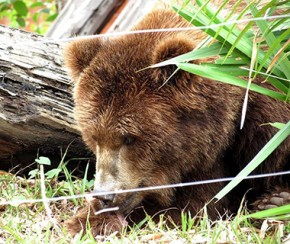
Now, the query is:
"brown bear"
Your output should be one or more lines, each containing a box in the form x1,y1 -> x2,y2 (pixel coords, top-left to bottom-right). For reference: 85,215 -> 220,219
63,2 -> 290,236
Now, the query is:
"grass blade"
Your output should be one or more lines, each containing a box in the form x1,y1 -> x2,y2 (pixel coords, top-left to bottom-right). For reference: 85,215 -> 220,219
240,34 -> 258,129
244,204 -> 290,220
250,1 -> 290,80
214,120 -> 290,201
150,42 -> 228,68
177,62 -> 287,101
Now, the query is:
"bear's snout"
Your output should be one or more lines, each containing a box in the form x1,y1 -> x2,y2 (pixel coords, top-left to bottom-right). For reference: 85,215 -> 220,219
93,189 -> 116,207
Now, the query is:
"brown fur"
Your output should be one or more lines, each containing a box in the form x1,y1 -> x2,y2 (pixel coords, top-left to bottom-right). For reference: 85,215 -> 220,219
63,4 -> 290,236
64,199 -> 125,236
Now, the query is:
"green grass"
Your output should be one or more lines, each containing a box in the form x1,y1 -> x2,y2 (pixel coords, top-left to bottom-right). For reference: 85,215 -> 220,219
1,0 -> 290,242
0,159 -> 289,243
166,0 -> 290,214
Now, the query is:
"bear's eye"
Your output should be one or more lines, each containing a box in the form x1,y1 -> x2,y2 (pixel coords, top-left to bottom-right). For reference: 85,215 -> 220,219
91,135 -> 98,142
123,135 -> 136,146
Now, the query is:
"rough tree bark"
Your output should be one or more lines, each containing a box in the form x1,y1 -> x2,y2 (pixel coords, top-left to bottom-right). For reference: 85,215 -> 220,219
0,25 -> 90,170
46,0 -> 157,38
0,0 -> 157,170
45,0 -> 125,38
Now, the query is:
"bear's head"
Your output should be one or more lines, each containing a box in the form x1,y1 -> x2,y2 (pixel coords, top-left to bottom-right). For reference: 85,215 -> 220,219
64,10 -> 239,214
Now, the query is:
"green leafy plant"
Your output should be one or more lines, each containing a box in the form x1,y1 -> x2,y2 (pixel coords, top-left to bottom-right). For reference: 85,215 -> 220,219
28,151 -> 93,206
0,0 -> 58,34
154,0 -> 290,219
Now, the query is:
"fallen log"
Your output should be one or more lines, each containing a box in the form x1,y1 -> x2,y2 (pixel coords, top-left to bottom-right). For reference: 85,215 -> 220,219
0,25 -> 90,171
0,0 -> 157,171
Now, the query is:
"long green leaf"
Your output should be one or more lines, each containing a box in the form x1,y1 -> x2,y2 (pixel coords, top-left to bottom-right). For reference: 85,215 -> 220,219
172,6 -> 225,43
173,3 -> 286,77
250,1 -> 290,80
173,4 -> 251,57
177,62 -> 287,101
268,122 -> 286,130
214,120 -> 290,201
203,64 -> 249,76
244,204 -> 290,220
245,69 -> 289,93
258,29 -> 290,75
223,0 -> 255,60
215,54 -> 249,65
150,42 -> 228,68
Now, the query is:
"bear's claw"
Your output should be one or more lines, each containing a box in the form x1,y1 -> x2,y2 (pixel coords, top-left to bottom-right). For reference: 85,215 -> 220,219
254,190 -> 290,211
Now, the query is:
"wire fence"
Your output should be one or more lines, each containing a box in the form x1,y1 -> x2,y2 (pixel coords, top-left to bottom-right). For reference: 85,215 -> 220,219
0,7 -> 289,218
45,14 -> 290,42
1,170 -> 289,208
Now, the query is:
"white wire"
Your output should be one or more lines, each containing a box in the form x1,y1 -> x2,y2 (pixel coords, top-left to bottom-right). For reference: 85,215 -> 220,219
1,170 -> 289,207
43,14 -> 290,43
1,10 -> 289,209
241,67 -> 290,83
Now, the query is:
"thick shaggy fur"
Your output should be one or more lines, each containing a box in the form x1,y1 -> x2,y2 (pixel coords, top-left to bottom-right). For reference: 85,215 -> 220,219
64,6 -> 290,235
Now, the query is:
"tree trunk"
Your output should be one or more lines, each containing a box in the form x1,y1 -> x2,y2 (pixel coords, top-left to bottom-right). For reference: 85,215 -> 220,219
45,0 -> 157,38
0,25 -> 90,170
45,0 -> 125,38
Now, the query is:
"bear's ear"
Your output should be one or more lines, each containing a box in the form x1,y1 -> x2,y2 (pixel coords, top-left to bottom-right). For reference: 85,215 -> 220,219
63,38 -> 102,81
151,35 -> 195,85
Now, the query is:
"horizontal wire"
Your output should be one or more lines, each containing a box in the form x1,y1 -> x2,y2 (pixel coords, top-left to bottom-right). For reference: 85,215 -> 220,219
240,67 -> 290,83
1,170 -> 289,207
1,10 -> 289,209
43,14 -> 290,43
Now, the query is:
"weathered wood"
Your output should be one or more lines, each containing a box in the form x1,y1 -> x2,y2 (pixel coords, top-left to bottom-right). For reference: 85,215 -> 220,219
45,0 -> 125,38
0,25 -> 89,168
106,0 -> 157,33
0,0 -> 158,169
46,0 -> 158,38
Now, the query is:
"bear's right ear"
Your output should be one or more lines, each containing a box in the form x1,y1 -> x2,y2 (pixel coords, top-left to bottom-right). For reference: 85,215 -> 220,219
63,38 -> 102,81
151,34 -> 195,86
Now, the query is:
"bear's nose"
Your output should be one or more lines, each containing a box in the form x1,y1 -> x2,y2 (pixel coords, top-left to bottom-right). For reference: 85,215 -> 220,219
93,190 -> 116,207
